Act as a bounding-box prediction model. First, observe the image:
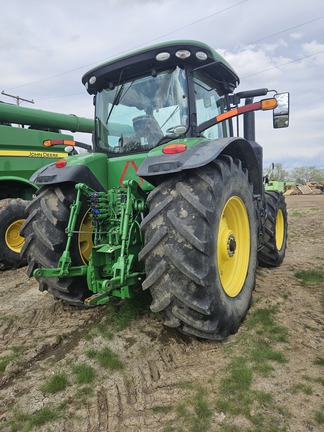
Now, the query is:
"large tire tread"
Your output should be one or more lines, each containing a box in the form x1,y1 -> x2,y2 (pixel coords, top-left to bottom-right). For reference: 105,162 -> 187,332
21,185 -> 92,306
258,191 -> 288,267
140,156 -> 257,340
0,198 -> 28,270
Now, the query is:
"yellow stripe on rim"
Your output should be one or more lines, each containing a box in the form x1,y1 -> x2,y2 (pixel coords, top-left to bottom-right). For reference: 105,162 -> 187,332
5,219 -> 25,253
275,209 -> 284,250
78,211 -> 94,264
217,196 -> 250,297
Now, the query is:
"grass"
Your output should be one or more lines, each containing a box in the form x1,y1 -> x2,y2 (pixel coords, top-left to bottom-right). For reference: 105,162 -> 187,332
0,356 -> 13,377
250,340 -> 288,364
245,306 -> 278,328
294,269 -> 324,285
290,210 -> 303,217
215,296 -> 324,430
40,372 -> 69,394
315,407 -> 324,424
86,348 -> 97,359
83,294 -> 150,371
215,306 -> 291,431
217,357 -> 258,417
152,405 -> 173,414
291,383 -> 313,395
245,307 -> 289,344
312,376 -> 324,386
9,406 -> 60,431
86,346 -> 124,371
5,267 -> 321,431
97,347 -> 124,370
85,291 -> 152,340
74,385 -> 94,400
0,346 -> 25,378
313,357 -> 324,366
71,363 -> 96,384
163,385 -> 213,432
25,407 -> 58,428
288,233 -> 297,239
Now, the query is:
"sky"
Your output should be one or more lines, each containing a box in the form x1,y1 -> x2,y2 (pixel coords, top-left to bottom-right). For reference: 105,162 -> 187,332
1,0 -> 323,170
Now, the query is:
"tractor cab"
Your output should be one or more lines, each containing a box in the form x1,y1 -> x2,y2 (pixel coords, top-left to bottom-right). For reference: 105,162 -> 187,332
82,41 -> 240,155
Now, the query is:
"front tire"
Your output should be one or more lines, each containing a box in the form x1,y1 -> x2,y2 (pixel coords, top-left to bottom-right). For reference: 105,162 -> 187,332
0,198 -> 28,270
21,184 -> 93,306
258,191 -> 288,267
139,156 -> 258,340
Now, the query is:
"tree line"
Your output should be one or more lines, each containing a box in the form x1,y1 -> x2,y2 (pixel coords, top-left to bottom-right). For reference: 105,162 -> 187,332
264,163 -> 324,184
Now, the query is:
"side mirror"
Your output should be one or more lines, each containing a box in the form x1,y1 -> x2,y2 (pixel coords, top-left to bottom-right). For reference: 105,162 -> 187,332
273,92 -> 289,128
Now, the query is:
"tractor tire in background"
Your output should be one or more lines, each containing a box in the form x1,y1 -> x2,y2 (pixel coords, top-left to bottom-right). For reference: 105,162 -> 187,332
139,156 -> 258,341
258,190 -> 288,267
0,198 -> 28,270
21,184 -> 93,306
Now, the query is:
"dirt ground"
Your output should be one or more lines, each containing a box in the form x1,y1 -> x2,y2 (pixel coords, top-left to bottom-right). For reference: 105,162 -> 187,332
0,195 -> 323,432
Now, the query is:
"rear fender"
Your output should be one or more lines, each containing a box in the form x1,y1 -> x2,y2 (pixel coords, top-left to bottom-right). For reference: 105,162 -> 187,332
137,137 -> 263,194
0,177 -> 38,200
30,152 -> 108,192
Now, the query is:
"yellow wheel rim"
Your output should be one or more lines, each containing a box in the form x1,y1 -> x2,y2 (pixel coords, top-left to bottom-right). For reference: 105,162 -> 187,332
78,211 -> 93,265
217,196 -> 250,297
275,209 -> 284,251
5,219 -> 25,253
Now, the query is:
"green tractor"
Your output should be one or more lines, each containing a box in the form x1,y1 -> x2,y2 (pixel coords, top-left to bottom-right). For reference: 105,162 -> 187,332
0,102 -> 93,269
21,40 -> 289,340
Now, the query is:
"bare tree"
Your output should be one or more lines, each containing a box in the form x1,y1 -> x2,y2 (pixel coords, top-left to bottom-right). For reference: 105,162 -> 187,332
291,167 -> 324,183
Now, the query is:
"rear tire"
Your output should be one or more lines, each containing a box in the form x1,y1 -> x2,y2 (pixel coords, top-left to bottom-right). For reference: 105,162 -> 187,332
139,156 -> 258,340
258,191 -> 288,267
0,198 -> 28,270
21,184 -> 93,306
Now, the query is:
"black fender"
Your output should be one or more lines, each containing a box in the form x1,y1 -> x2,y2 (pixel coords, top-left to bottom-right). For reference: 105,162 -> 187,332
30,163 -> 106,192
137,137 -> 263,194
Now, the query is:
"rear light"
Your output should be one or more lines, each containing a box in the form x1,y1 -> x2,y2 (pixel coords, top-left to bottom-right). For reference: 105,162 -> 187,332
55,159 -> 67,168
43,139 -> 76,147
162,143 -> 187,154
215,97 -> 279,123
261,98 -> 277,110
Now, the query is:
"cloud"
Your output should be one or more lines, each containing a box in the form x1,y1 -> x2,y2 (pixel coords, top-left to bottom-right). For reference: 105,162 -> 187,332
290,32 -> 303,40
301,41 -> 324,60
1,0 -> 323,169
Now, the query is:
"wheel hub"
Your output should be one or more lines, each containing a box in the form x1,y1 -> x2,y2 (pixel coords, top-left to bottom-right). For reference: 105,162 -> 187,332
219,228 -> 237,261
227,234 -> 236,257
217,196 -> 250,298
5,220 -> 25,253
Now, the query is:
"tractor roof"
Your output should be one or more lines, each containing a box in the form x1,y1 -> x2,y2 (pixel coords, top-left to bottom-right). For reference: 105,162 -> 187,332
82,40 -> 239,95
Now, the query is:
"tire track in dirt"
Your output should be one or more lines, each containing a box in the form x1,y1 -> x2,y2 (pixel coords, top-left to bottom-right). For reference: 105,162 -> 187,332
0,195 -> 323,432
0,274 -> 227,431
0,267 -> 106,395
81,334 -> 228,432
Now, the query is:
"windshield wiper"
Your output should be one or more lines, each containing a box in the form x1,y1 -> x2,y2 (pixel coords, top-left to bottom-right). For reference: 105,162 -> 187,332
160,106 -> 179,129
106,84 -> 125,123
106,81 -> 134,124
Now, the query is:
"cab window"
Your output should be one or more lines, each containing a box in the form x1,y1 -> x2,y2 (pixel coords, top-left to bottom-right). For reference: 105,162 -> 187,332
193,72 -> 229,139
